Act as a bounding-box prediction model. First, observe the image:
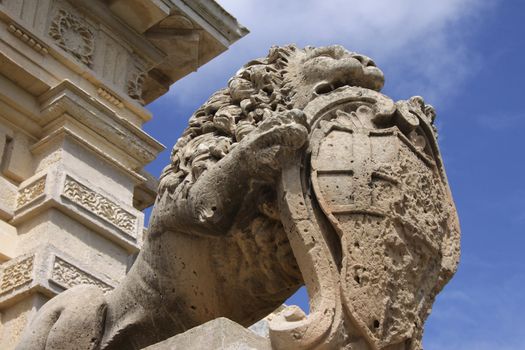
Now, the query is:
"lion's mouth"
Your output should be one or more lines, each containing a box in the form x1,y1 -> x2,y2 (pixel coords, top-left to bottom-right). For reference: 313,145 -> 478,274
313,79 -> 351,96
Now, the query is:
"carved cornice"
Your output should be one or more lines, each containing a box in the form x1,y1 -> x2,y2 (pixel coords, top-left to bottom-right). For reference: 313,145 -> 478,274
31,127 -> 146,185
38,81 -> 164,165
179,0 -> 249,44
66,0 -> 165,64
1,0 -> 247,107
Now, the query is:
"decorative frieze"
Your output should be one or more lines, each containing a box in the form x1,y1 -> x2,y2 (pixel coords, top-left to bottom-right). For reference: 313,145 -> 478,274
97,87 -> 124,108
7,23 -> 49,55
51,257 -> 112,293
61,176 -> 137,237
48,9 -> 94,67
0,256 -> 34,294
17,176 -> 46,208
0,248 -> 116,305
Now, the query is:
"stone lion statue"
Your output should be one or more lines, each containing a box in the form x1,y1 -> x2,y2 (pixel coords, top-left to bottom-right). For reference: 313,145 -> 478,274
17,45 -> 460,350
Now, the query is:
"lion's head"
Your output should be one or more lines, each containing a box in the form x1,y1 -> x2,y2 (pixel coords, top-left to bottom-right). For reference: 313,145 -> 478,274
159,45 -> 384,193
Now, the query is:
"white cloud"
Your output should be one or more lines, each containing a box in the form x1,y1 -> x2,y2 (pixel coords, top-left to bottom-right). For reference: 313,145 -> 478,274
166,0 -> 495,111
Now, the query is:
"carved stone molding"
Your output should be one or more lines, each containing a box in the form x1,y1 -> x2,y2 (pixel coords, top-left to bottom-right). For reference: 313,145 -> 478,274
7,23 -> 49,55
97,87 -> 124,108
61,176 -> 137,237
49,9 -> 94,67
51,257 -> 113,293
17,176 -> 46,208
0,256 -> 34,294
38,81 -> 164,165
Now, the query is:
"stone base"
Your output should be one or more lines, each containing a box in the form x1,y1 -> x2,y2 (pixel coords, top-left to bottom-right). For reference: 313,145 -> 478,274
143,318 -> 271,350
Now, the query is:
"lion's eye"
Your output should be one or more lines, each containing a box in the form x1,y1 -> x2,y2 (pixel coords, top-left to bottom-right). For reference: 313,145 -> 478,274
306,48 -> 339,61
313,51 -> 337,60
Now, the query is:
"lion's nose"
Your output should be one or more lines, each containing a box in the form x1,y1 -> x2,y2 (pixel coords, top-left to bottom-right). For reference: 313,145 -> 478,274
352,54 -> 376,67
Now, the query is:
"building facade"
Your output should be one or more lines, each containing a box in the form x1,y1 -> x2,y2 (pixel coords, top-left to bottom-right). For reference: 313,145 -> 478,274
0,1 -> 246,347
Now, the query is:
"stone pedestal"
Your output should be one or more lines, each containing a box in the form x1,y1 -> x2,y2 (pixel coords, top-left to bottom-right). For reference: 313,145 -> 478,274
0,0 -> 247,348
143,318 -> 271,350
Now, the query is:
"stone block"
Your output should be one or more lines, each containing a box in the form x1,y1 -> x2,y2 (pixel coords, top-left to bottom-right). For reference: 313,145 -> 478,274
1,132 -> 33,183
0,177 -> 16,220
0,221 -> 17,262
143,318 -> 271,350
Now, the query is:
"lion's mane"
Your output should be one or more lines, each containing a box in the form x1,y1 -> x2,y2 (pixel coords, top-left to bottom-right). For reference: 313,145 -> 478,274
159,45 -> 300,193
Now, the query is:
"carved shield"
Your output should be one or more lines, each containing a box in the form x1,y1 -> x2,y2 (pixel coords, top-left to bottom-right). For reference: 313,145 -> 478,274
272,87 -> 459,349
305,88 -> 459,348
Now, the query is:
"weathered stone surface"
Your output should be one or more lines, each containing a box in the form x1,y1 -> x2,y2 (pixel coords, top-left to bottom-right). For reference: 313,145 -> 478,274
144,318 -> 271,350
249,305 -> 286,338
16,45 -> 459,350
0,1 -> 246,348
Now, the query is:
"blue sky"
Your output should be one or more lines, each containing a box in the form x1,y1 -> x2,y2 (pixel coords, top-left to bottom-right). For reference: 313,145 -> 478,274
144,1 -> 524,348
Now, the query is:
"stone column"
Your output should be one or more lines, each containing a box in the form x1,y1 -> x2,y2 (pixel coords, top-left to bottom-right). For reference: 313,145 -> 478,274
0,1 -> 247,348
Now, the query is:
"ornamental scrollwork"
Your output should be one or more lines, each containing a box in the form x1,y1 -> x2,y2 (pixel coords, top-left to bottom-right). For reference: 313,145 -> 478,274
62,176 -> 137,237
17,176 -> 46,208
0,256 -> 34,294
51,257 -> 113,293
